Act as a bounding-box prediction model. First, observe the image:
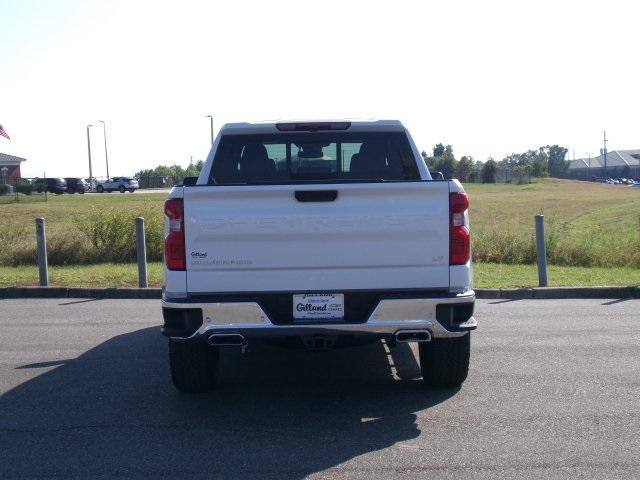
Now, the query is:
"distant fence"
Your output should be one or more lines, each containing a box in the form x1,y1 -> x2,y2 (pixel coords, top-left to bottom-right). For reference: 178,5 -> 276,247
90,176 -> 171,189
454,166 -> 534,184
494,166 -> 532,184
136,175 -> 170,189
0,175 -> 174,203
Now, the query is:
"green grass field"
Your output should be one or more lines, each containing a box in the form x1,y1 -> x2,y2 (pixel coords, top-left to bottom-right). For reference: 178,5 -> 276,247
464,180 -> 640,267
0,191 -> 166,265
1,179 -> 639,286
1,191 -> 166,236
1,262 -> 638,289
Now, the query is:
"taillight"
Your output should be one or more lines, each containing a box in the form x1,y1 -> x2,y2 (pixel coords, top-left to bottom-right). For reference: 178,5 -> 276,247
164,198 -> 185,271
450,192 -> 470,265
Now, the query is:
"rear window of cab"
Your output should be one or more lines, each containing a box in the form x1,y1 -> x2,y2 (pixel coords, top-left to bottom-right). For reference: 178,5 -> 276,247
208,132 -> 420,185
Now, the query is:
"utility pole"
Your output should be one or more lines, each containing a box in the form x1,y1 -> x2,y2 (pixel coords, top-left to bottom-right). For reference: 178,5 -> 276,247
206,115 -> 214,145
98,120 -> 110,178
603,130 -> 608,175
86,124 -> 94,181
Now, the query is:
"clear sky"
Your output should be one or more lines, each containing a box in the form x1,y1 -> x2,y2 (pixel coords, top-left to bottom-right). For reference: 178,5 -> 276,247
1,0 -> 638,178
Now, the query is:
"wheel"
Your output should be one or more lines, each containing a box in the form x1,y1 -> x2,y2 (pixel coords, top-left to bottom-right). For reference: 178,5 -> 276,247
129,189 -> 135,193
79,190 -> 85,194
169,340 -> 219,393
96,185 -> 104,193
119,185 -> 126,193
419,334 -> 470,387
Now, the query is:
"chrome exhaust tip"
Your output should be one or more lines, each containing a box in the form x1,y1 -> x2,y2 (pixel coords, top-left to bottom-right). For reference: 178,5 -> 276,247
207,333 -> 246,347
395,330 -> 432,343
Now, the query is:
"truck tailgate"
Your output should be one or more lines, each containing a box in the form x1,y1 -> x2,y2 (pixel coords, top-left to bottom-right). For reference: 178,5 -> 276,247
184,182 -> 450,293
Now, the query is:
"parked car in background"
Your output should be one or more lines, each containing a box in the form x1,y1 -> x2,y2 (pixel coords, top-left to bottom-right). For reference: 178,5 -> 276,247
64,177 -> 91,194
33,178 -> 67,194
96,177 -> 139,193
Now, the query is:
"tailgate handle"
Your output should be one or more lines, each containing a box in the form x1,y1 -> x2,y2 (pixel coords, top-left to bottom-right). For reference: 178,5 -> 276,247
294,190 -> 338,202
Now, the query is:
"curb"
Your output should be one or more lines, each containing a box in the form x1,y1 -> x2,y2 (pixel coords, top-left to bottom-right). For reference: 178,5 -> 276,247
0,287 -> 162,299
0,286 -> 638,300
475,286 -> 640,299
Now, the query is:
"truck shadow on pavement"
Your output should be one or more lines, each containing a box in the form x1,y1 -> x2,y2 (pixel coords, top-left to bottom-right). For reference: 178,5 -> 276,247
1,327 -> 460,479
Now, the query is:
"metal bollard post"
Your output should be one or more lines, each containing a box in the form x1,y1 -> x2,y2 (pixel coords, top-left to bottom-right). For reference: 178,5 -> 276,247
535,214 -> 548,287
35,217 -> 49,286
136,217 -> 148,288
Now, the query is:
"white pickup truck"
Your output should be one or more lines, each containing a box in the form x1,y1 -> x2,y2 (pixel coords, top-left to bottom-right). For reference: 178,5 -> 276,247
161,120 -> 476,392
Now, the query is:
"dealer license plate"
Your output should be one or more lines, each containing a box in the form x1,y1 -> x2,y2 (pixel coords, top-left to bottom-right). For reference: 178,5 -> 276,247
293,294 -> 344,320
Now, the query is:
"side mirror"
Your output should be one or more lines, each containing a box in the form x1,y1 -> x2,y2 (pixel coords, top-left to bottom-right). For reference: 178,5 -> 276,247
182,176 -> 198,186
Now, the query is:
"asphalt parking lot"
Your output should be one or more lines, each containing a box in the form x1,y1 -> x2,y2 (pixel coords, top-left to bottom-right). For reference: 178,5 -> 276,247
1,298 -> 639,479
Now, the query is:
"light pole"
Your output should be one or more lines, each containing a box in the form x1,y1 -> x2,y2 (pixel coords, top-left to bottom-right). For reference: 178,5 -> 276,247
98,120 -> 110,178
86,124 -> 94,181
603,130 -> 608,176
206,115 -> 214,145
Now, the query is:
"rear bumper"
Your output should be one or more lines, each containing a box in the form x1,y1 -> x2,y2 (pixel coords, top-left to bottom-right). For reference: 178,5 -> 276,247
161,291 -> 476,342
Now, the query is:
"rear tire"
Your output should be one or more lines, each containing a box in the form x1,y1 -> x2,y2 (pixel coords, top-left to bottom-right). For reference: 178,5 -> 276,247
419,334 -> 470,387
169,340 -> 219,393
97,185 -> 104,193
119,185 -> 126,193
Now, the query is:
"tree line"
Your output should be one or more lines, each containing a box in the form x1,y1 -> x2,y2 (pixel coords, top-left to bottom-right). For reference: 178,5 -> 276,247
135,143 -> 569,186
421,144 -> 569,183
134,161 -> 204,187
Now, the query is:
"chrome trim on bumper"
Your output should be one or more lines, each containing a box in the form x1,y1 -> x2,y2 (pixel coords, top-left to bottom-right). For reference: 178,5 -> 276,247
162,292 -> 475,341
369,295 -> 473,322
198,302 -> 270,325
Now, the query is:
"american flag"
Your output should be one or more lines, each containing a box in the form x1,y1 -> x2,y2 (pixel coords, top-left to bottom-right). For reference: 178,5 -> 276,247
0,123 -> 9,140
